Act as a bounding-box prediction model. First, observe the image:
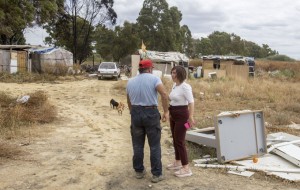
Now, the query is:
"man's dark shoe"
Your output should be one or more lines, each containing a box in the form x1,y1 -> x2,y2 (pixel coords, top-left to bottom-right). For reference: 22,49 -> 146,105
135,170 -> 146,179
151,175 -> 164,183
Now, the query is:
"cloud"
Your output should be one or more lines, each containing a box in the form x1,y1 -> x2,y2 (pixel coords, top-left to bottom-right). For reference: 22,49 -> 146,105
117,0 -> 299,59
25,0 -> 300,59
24,27 -> 49,46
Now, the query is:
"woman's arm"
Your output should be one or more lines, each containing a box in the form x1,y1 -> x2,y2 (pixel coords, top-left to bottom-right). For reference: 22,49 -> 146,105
188,102 -> 195,127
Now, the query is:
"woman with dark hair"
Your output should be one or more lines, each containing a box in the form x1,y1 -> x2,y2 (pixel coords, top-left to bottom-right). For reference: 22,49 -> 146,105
167,66 -> 195,177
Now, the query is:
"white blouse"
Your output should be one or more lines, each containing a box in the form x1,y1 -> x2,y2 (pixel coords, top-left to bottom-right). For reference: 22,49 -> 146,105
169,82 -> 194,106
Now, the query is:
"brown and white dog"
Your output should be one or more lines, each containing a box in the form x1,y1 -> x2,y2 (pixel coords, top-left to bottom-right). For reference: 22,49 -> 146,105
117,102 -> 125,115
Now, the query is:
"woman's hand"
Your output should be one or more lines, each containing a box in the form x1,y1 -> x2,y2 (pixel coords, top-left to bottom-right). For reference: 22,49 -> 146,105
188,117 -> 195,127
161,111 -> 169,122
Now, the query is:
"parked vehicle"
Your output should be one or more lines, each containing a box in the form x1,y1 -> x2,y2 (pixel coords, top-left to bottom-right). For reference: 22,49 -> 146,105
97,62 -> 120,80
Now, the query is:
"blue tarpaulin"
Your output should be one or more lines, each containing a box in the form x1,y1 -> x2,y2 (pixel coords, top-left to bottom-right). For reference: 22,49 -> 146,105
31,47 -> 56,54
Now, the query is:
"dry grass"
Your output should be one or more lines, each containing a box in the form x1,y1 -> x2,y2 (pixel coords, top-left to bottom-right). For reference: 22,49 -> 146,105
256,60 -> 300,72
0,90 -> 57,158
255,60 -> 300,81
0,69 -> 86,83
42,63 -> 70,76
190,78 -> 300,127
113,60 -> 300,133
0,91 -> 57,138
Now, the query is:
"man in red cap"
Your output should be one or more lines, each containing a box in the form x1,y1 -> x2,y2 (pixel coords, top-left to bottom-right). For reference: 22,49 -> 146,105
126,59 -> 169,183
138,59 -> 153,69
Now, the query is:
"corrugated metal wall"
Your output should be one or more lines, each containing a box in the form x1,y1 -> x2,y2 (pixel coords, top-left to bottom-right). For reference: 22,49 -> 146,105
0,50 -> 10,72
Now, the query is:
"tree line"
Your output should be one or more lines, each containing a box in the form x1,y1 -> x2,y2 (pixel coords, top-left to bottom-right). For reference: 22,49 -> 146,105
0,0 -> 278,64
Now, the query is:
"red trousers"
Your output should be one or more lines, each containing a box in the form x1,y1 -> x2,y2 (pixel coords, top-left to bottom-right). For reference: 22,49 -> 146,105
169,105 -> 189,165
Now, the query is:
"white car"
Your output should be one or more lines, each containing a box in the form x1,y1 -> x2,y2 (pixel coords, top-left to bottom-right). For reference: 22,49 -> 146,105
97,62 -> 120,80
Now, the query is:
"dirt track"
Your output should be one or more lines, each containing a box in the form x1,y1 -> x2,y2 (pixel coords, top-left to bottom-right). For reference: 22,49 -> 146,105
0,78 -> 299,190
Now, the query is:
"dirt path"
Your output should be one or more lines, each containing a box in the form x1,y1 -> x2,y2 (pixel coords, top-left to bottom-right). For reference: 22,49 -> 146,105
0,79 -> 299,190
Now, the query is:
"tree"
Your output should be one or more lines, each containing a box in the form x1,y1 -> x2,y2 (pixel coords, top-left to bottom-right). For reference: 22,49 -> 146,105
45,0 -> 117,64
260,44 -> 277,57
45,15 -> 94,64
94,21 -> 139,62
169,6 -> 185,52
194,37 -> 213,57
208,31 -> 231,55
230,33 -> 243,55
192,31 -> 278,58
180,25 -> 193,57
112,21 -> 139,61
94,25 -> 116,61
136,0 -> 184,52
245,41 -> 261,58
0,0 -> 63,44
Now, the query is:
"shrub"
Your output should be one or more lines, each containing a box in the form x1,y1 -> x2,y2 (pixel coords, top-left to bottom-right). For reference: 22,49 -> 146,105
0,91 -> 57,135
42,63 -> 70,76
266,54 -> 295,62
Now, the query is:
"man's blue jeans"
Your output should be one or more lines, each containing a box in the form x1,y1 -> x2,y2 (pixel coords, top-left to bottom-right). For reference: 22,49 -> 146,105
130,106 -> 162,176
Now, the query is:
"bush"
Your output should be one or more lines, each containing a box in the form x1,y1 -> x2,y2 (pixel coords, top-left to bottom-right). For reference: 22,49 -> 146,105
0,91 -> 57,135
266,54 -> 295,62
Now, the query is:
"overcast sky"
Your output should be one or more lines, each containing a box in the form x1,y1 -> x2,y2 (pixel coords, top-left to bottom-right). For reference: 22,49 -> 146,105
25,0 -> 300,60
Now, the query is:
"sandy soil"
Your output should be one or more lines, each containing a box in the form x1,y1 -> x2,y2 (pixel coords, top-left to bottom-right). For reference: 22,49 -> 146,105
0,78 -> 299,190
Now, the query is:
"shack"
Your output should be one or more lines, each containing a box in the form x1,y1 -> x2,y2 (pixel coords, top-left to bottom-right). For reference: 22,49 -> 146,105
0,45 -> 34,73
201,55 -> 254,80
131,49 -> 189,78
30,47 -> 73,73
0,45 -> 73,74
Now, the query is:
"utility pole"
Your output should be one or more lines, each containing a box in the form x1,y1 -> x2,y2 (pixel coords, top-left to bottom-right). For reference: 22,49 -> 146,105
72,0 -> 77,65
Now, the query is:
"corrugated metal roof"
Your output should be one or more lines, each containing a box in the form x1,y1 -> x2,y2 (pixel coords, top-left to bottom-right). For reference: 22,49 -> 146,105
139,49 -> 189,63
29,47 -> 56,54
0,45 -> 41,50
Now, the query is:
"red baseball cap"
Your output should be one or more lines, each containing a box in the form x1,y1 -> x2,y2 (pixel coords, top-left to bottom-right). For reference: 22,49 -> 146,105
139,59 -> 154,68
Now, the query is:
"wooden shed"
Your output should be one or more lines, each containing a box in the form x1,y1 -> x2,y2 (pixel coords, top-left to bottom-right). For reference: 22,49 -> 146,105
0,45 -> 32,73
0,45 -> 73,74
202,56 -> 249,80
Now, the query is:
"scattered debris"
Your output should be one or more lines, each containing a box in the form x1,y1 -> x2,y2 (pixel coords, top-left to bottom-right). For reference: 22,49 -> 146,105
19,143 -> 30,146
195,162 -> 300,173
267,140 -> 300,153
189,110 -> 300,181
193,158 -> 218,164
288,122 -> 300,130
227,170 -> 255,177
271,144 -> 300,167
16,95 -> 30,104
88,73 -> 97,77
